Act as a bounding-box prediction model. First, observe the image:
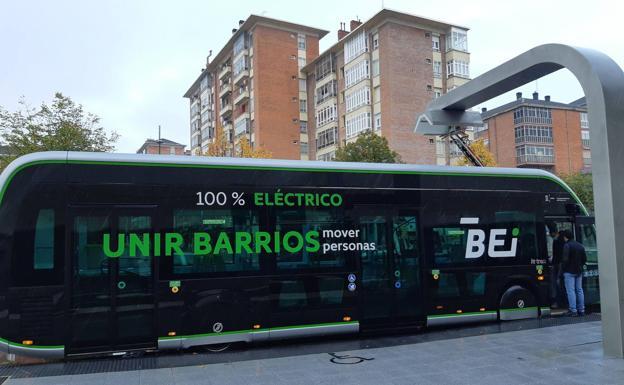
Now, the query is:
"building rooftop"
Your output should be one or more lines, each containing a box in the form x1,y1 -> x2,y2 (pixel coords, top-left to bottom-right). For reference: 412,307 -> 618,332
301,8 -> 469,74
184,14 -> 329,98
136,138 -> 186,154
481,92 -> 587,120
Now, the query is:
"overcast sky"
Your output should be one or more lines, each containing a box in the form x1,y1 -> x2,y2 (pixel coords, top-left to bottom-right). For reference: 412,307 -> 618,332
1,0 -> 622,153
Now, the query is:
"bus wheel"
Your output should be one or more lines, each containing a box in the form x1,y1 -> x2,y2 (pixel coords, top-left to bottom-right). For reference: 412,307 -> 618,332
499,285 -> 538,321
203,343 -> 231,353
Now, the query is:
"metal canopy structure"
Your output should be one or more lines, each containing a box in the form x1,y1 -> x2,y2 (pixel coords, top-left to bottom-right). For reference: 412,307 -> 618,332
414,43 -> 624,357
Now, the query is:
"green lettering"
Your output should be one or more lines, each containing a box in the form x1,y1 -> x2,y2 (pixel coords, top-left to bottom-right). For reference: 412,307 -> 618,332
254,192 -> 263,206
193,232 -> 212,255
129,233 -> 150,257
320,194 -> 330,206
103,233 -> 124,258
154,233 -> 161,257
305,231 -> 320,252
283,231 -> 304,253
214,232 -> 234,254
165,233 -> 184,256
235,232 -> 253,254
305,194 -> 315,207
255,232 -> 272,253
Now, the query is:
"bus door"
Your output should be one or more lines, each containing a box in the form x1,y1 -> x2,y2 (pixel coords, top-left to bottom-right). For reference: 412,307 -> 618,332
356,207 -> 423,328
575,216 -> 599,304
67,206 -> 157,355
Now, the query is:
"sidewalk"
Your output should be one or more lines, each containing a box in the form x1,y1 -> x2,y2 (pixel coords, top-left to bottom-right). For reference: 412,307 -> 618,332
3,320 -> 624,385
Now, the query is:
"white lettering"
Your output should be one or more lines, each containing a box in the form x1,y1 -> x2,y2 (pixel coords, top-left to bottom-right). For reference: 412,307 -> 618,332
465,229 -> 486,258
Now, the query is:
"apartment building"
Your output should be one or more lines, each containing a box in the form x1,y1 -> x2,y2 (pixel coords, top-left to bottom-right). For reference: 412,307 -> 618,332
477,93 -> 591,174
184,16 -> 328,159
301,9 -> 471,163
136,138 -> 187,155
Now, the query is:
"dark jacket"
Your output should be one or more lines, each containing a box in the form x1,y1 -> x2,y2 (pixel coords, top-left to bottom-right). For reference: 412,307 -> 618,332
552,235 -> 565,265
562,240 -> 587,275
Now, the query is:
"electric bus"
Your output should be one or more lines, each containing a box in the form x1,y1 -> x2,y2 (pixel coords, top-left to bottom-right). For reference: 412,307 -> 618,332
0,152 -> 599,358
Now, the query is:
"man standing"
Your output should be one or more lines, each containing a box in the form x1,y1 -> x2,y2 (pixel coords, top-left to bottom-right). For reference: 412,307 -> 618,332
561,230 -> 587,316
548,225 -> 565,308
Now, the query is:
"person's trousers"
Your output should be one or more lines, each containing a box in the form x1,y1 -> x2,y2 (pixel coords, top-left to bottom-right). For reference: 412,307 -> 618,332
563,272 -> 585,314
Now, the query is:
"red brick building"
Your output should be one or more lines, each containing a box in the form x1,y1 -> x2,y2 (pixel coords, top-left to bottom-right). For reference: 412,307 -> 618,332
136,138 -> 187,155
184,16 -> 327,159
185,10 -> 471,163
302,9 -> 471,164
478,93 -> 591,174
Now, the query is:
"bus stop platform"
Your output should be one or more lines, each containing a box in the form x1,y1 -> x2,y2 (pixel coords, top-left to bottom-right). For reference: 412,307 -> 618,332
1,314 -> 623,385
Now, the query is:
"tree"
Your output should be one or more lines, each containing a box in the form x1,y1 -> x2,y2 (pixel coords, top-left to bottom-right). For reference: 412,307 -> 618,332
237,137 -> 272,158
561,172 -> 594,213
205,125 -> 229,157
334,130 -> 401,163
0,93 -> 118,169
457,138 -> 497,166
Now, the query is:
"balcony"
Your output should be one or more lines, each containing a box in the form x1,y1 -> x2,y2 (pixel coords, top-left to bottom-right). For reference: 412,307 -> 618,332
234,89 -> 249,106
218,83 -> 232,98
233,69 -> 250,85
515,135 -> 553,145
220,103 -> 232,117
516,154 -> 554,165
219,65 -> 231,80
582,138 -> 591,148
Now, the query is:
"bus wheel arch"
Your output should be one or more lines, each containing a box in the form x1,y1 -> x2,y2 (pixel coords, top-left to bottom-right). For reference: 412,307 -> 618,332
498,283 -> 539,321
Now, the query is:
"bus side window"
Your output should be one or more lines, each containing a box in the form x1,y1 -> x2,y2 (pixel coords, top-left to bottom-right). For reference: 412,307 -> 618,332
494,211 -> 538,263
34,209 -> 55,270
579,224 -> 598,263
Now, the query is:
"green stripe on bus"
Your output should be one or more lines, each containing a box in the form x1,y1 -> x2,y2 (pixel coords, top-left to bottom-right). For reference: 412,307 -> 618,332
0,337 -> 64,350
0,158 -> 589,215
428,311 -> 497,319
158,321 -> 358,341
500,306 -> 538,312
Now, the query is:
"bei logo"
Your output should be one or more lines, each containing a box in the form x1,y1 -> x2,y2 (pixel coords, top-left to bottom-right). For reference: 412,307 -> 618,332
461,217 -> 519,259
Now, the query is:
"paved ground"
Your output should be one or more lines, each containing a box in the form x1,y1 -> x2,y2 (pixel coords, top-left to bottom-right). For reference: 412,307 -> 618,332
2,319 -> 623,385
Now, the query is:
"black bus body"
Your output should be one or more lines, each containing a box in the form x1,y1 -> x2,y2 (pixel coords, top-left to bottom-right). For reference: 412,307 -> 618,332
0,152 -> 599,358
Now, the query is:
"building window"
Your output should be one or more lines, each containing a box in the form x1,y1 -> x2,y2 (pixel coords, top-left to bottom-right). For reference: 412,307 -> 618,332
316,127 -> 338,150
344,30 -> 368,64
446,60 -> 470,78
298,57 -> 306,69
434,89 -> 442,99
514,125 -> 553,144
316,104 -> 337,127
580,112 -> 589,128
315,54 -> 336,81
33,209 -> 55,270
581,130 -> 590,148
300,141 -> 308,154
375,113 -> 381,130
446,28 -> 468,52
372,33 -> 379,50
233,32 -> 248,57
372,59 -> 380,77
317,151 -> 336,161
233,55 -> 250,77
344,60 -> 370,88
516,145 -> 554,164
432,35 -> 440,51
300,121 -> 308,133
433,61 -> 442,78
299,99 -> 307,113
345,86 -> 371,113
316,80 -> 337,105
299,79 -> 306,91
298,34 -> 306,50
346,111 -> 372,139
513,107 -> 552,125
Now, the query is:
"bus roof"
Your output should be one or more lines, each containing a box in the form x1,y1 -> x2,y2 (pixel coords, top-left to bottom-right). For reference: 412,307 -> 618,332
0,151 -> 583,204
